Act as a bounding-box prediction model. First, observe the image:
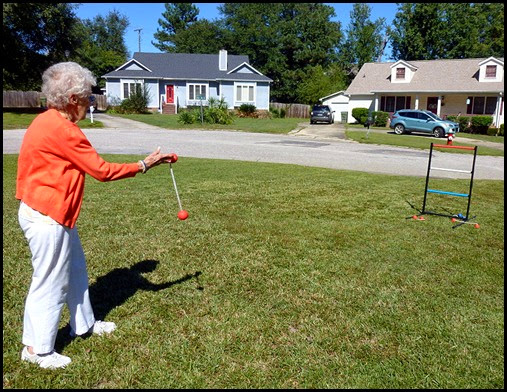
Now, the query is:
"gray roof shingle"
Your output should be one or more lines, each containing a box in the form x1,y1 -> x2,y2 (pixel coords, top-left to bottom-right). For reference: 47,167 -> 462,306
103,52 -> 272,82
345,58 -> 504,95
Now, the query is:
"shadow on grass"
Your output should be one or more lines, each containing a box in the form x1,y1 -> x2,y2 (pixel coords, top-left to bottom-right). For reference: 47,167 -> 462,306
55,259 -> 201,352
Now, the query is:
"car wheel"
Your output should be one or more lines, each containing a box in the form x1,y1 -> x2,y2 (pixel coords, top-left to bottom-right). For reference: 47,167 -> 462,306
433,127 -> 444,138
394,124 -> 405,135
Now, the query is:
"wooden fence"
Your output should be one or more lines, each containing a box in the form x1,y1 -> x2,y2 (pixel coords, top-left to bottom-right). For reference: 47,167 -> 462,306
3,91 -> 108,110
270,102 -> 310,118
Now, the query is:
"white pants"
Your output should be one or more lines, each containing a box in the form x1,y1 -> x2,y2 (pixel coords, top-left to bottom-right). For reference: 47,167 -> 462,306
18,202 -> 95,354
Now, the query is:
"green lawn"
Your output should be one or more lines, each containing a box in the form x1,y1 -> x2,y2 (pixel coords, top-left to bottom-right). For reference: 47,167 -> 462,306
112,112 -> 303,134
2,111 -> 103,129
3,154 -> 503,388
345,129 -> 504,156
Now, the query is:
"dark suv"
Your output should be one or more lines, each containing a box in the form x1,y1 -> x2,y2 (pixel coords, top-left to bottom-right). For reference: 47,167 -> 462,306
310,105 -> 334,124
390,109 -> 459,138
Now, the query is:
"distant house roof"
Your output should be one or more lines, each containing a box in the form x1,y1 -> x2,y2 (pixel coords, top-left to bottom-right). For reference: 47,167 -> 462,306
345,57 -> 504,95
103,52 -> 272,83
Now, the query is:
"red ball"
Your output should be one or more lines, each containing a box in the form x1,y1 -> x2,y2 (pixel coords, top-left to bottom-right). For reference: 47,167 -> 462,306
177,210 -> 188,220
171,153 -> 178,163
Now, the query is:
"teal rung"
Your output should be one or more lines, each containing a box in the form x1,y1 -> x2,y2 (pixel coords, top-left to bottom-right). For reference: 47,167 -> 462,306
427,189 -> 469,197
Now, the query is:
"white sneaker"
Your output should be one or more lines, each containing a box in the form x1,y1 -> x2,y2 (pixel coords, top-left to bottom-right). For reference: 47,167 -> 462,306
21,346 -> 71,369
70,320 -> 116,337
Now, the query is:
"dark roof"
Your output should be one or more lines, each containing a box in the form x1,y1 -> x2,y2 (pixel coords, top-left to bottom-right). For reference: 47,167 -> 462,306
103,52 -> 272,82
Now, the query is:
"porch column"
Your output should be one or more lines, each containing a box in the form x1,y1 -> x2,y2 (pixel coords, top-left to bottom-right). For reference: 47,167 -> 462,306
437,96 -> 442,117
415,95 -> 419,110
494,93 -> 503,127
374,94 -> 379,111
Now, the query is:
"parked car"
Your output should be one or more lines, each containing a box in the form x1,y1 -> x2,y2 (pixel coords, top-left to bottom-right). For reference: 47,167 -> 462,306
310,105 -> 334,124
390,109 -> 459,138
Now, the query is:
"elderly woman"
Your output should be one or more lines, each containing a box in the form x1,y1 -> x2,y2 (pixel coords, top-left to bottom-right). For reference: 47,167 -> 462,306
16,62 -> 176,369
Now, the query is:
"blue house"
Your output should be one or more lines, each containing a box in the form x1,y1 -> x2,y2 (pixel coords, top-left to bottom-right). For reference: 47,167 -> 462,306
103,50 -> 272,114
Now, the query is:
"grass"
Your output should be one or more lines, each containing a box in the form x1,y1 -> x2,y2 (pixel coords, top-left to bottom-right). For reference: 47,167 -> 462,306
2,111 -> 103,129
345,129 -> 504,157
3,154 -> 504,388
111,112 -> 303,134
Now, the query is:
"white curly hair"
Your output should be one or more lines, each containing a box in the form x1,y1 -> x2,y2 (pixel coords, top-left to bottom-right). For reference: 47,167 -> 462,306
41,62 -> 96,110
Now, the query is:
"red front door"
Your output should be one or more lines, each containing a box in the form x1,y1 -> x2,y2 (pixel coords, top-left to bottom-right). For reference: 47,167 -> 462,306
166,85 -> 174,104
427,97 -> 438,114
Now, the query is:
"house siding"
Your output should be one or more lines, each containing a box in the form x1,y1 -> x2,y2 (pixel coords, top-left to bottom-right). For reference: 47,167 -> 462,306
103,51 -> 272,113
344,58 -> 504,126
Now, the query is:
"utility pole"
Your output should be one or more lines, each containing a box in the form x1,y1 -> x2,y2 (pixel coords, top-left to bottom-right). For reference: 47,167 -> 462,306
134,28 -> 142,52
377,36 -> 387,63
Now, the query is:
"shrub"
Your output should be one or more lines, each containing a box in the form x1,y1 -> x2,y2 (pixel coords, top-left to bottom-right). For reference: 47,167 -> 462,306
204,97 -> 234,125
470,116 -> 493,134
116,84 -> 150,114
372,111 -> 389,127
238,104 -> 257,117
269,106 -> 286,118
447,115 -> 471,133
178,109 -> 200,124
352,107 -> 369,125
500,124 -> 504,136
178,97 -> 234,125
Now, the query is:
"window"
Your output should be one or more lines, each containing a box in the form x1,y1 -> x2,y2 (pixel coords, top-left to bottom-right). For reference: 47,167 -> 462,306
486,65 -> 497,78
396,67 -> 405,80
381,96 -> 411,112
188,84 -> 207,101
395,96 -> 406,111
384,96 -> 395,112
235,83 -> 255,103
467,96 -> 499,115
122,81 -> 142,99
472,97 -> 485,114
485,97 -> 497,114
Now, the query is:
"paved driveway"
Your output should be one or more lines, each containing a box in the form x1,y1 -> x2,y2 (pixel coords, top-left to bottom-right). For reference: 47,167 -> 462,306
3,113 -> 503,180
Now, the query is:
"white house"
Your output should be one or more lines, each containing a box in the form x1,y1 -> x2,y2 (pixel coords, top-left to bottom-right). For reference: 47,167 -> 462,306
343,57 -> 504,127
319,91 -> 349,123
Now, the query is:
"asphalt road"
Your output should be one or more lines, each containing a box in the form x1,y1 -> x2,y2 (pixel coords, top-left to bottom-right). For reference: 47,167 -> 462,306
3,113 -> 504,180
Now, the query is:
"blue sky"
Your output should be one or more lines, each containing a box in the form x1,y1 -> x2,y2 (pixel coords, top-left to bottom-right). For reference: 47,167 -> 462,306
74,3 -> 398,61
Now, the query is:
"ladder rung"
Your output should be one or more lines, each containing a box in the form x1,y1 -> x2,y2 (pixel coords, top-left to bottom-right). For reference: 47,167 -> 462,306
427,189 -> 469,197
431,167 -> 471,174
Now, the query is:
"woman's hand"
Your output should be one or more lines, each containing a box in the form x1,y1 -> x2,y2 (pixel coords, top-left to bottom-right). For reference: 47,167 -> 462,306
139,147 -> 177,173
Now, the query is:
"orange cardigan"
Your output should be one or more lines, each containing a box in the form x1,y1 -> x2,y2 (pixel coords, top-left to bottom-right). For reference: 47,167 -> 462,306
16,109 -> 139,228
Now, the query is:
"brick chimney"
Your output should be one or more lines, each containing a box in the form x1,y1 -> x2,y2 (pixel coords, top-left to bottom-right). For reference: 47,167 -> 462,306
219,49 -> 228,71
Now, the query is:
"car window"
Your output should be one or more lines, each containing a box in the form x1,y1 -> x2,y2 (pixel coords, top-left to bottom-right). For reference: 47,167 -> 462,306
426,112 -> 442,121
417,112 -> 430,120
313,105 -> 330,111
400,112 -> 416,118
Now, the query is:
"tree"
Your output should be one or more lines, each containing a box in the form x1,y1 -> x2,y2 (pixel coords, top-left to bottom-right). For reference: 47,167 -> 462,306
339,3 -> 386,77
169,19 -> 226,54
388,3 -> 504,60
296,64 -> 348,105
152,3 -> 199,52
219,3 -> 343,102
72,10 -> 130,90
3,3 -> 81,90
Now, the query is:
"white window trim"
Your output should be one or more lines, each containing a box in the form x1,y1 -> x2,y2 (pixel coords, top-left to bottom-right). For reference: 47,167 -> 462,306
121,79 -> 144,99
187,82 -> 209,103
234,82 -> 256,106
